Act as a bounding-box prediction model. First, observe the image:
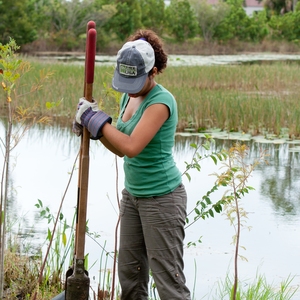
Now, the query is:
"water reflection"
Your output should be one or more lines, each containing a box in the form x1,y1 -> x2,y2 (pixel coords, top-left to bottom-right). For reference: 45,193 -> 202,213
258,146 -> 300,215
1,123 -> 300,298
175,134 -> 300,216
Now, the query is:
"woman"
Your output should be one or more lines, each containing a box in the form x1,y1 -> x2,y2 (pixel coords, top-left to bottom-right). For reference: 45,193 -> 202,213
74,29 -> 191,300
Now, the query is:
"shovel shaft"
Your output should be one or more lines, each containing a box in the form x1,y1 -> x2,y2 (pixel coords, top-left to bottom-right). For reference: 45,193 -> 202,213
75,21 -> 96,258
52,21 -> 96,300
76,27 -> 97,260
64,22 -> 96,300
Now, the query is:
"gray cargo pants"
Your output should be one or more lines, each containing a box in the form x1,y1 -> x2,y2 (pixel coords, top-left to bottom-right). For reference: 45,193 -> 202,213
118,184 -> 191,300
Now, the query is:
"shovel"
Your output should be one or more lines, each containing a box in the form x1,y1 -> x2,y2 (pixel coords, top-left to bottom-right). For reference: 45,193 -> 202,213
52,21 -> 97,300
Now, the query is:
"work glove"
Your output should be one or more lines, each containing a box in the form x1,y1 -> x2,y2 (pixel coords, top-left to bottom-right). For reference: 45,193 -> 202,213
72,119 -> 83,137
73,97 -> 112,139
72,98 -> 97,137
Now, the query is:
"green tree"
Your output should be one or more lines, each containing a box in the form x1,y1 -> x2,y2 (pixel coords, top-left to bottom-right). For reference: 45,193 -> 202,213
268,10 -> 300,41
264,0 -> 293,15
90,0 -> 118,49
246,10 -> 269,42
140,0 -> 166,35
165,0 -> 198,42
104,0 -> 143,41
24,0 -> 54,35
40,0 -> 93,50
0,0 -> 37,46
190,0 -> 230,42
91,1 -> 118,28
29,0 -> 116,51
214,0 -> 251,42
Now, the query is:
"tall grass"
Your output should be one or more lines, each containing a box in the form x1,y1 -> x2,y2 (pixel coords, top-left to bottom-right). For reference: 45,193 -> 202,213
13,59 -> 300,137
166,62 -> 300,136
212,273 -> 298,300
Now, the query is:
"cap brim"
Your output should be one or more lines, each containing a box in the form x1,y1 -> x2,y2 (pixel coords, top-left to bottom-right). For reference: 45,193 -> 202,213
112,69 -> 148,94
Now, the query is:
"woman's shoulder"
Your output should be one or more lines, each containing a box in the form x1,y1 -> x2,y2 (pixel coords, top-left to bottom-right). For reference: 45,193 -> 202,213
150,84 -> 175,102
149,84 -> 176,107
145,84 -> 177,117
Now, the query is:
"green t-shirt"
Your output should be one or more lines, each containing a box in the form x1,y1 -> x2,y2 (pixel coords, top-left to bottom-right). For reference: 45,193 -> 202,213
116,84 -> 181,197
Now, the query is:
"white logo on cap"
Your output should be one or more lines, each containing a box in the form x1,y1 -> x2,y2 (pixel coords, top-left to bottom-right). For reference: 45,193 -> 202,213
119,64 -> 137,77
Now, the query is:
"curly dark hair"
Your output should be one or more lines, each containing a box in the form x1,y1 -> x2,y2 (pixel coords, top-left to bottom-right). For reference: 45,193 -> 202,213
127,29 -> 168,75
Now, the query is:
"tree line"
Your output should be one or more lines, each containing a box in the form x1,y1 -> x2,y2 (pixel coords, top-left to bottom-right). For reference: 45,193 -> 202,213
1,0 -> 300,52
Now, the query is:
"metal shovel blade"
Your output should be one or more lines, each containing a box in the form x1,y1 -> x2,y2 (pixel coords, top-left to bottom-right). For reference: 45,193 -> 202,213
51,291 -> 65,300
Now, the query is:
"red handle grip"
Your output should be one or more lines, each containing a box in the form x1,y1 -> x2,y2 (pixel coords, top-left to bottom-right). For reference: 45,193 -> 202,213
86,28 -> 97,84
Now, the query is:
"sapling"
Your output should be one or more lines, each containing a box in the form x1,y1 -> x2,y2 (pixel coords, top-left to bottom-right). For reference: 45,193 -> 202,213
183,136 -> 267,300
184,134 -> 229,234
0,38 -> 59,298
211,142 -> 267,300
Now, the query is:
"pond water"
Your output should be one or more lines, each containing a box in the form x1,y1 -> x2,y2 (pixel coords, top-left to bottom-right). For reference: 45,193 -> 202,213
39,52 -> 300,67
1,123 -> 300,299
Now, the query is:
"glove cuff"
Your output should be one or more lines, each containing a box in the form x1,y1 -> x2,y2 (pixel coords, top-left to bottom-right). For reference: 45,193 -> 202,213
88,111 -> 112,139
81,107 -> 96,128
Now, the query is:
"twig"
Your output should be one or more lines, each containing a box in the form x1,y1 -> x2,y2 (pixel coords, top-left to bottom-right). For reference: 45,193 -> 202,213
32,151 -> 79,300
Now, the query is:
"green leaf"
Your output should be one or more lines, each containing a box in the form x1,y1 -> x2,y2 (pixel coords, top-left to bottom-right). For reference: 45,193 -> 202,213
222,152 -> 228,159
216,153 -> 223,161
84,253 -> 89,270
202,142 -> 210,150
187,241 -> 196,248
214,204 -> 222,213
204,133 -> 212,139
47,228 -> 52,241
208,209 -> 214,217
200,201 -> 206,209
205,197 -> 211,205
210,155 -> 217,165
46,102 -> 53,109
185,172 -> 191,182
62,232 -> 67,247
63,219 -> 68,231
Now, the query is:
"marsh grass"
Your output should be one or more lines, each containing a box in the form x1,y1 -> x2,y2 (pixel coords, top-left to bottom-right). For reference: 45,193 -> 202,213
213,273 -> 298,300
166,63 -> 300,137
4,247 -> 299,300
4,250 -> 61,300
11,59 -> 300,138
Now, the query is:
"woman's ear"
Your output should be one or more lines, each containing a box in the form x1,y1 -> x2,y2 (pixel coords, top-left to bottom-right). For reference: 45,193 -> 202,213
150,67 -> 158,78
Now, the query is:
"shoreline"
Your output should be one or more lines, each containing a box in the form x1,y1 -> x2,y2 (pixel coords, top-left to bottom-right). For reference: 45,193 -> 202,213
22,40 -> 300,57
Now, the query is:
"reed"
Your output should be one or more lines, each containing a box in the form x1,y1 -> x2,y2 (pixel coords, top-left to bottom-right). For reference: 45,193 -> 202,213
214,273 -> 298,300
14,59 -> 300,137
164,63 -> 299,135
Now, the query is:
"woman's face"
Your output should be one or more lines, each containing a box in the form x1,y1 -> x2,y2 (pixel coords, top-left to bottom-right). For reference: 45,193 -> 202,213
128,68 -> 157,98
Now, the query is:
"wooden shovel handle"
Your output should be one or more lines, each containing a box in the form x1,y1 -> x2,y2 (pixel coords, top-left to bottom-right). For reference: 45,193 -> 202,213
76,25 -> 97,260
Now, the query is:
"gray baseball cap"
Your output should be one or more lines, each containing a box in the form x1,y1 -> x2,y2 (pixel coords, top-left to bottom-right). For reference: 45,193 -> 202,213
112,39 -> 155,94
